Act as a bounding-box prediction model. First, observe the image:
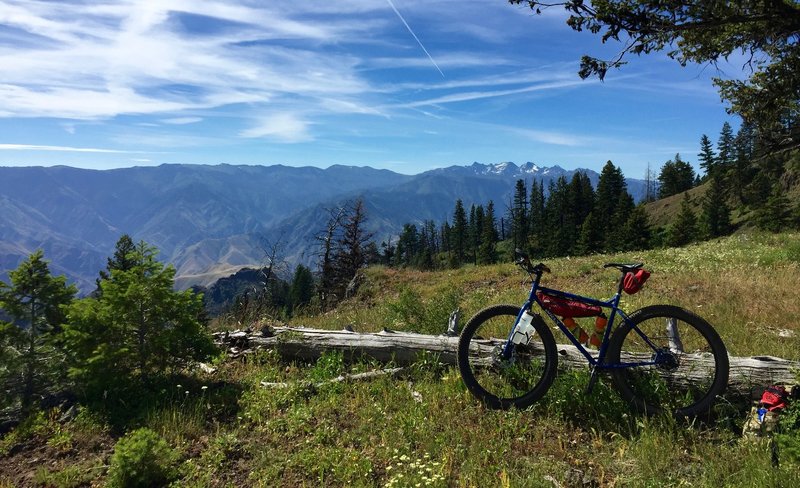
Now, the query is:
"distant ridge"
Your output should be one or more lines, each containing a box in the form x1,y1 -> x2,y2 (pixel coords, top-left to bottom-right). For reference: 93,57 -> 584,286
0,162 -> 646,292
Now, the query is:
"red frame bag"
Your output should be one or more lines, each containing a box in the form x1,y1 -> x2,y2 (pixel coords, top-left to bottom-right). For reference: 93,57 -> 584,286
536,292 -> 602,318
623,269 -> 650,295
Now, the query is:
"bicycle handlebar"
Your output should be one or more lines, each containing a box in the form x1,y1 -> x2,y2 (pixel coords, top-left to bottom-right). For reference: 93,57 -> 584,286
514,248 -> 550,274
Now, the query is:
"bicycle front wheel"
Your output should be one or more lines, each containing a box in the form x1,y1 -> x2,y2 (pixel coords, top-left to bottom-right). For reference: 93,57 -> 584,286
607,305 -> 729,418
457,304 -> 557,409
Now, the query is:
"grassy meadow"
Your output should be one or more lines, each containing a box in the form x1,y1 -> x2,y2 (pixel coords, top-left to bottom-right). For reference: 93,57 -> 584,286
3,232 -> 800,487
292,231 -> 800,359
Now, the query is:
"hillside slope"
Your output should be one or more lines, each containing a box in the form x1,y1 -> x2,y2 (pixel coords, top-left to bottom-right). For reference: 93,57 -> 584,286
289,231 -> 800,360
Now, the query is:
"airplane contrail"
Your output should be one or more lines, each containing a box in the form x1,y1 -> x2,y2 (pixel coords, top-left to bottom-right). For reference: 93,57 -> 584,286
385,0 -> 445,77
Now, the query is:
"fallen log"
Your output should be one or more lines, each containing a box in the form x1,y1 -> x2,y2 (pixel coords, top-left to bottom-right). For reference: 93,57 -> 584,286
214,327 -> 799,397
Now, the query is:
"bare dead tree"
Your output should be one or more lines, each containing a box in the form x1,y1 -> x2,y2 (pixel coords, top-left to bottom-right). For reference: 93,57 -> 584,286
259,233 -> 289,289
237,233 -> 289,322
334,198 -> 374,300
315,204 -> 347,309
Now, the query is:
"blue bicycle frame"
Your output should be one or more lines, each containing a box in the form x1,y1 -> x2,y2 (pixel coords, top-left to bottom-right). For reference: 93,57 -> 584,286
501,271 -> 662,370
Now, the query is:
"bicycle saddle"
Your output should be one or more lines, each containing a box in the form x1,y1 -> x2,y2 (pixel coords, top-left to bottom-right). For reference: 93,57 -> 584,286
603,262 -> 644,273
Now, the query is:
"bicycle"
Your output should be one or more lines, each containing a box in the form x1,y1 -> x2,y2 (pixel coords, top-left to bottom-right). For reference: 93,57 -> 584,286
457,250 -> 729,418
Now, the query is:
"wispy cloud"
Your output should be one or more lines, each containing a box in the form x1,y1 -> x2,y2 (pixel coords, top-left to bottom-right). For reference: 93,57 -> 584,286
0,0 -> 727,173
161,117 -> 203,125
0,143 -> 138,153
399,79 -> 589,108
240,113 -> 313,143
0,0 -> 378,123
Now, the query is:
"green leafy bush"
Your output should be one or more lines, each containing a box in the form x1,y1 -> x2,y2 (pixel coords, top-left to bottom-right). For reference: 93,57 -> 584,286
64,240 -> 216,398
107,428 -> 178,488
387,287 -> 460,335
776,392 -> 800,465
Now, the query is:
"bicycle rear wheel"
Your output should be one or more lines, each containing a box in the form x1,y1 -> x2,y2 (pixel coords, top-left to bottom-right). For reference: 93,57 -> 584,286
607,305 -> 729,418
457,304 -> 557,409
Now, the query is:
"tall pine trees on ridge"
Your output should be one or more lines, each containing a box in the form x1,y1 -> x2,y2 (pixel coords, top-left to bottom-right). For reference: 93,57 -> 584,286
385,161 -> 656,269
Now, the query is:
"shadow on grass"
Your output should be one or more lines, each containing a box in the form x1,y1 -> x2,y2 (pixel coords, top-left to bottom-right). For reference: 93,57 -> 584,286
538,368 -> 744,438
78,374 -> 243,433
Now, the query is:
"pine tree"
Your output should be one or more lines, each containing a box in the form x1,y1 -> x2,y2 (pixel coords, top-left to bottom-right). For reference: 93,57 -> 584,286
451,200 -> 468,267
594,161 -> 627,242
544,176 -> 573,256
622,206 -> 652,251
464,205 -> 475,265
754,184 -> 793,232
0,250 -> 76,413
658,154 -> 696,198
472,205 -> 484,265
440,222 -> 451,254
575,211 -> 601,255
732,122 -> 757,203
64,242 -> 215,394
510,179 -> 528,252
698,134 -> 717,179
363,242 -> 382,266
288,264 -> 315,313
477,201 -> 498,265
717,122 -> 735,168
94,234 -> 137,296
395,224 -> 419,267
668,194 -> 698,247
423,220 -> 439,255
700,174 -> 731,238
380,239 -> 396,266
606,192 -> 635,252
569,172 -> 595,228
417,221 -> 435,270
528,179 -> 546,256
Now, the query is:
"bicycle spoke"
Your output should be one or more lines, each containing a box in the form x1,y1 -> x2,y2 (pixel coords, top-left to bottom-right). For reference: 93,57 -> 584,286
609,306 -> 728,417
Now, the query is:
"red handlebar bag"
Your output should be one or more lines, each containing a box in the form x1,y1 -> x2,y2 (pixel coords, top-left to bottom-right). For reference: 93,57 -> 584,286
536,292 -> 602,318
623,269 -> 650,295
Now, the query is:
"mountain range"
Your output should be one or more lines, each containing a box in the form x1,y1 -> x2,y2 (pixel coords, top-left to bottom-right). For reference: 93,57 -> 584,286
0,162 -> 646,293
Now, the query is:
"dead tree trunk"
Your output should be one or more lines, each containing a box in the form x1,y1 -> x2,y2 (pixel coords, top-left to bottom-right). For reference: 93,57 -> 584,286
216,327 -> 799,397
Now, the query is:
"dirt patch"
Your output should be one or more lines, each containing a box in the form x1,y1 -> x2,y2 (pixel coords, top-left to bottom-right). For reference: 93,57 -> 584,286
0,432 -> 113,487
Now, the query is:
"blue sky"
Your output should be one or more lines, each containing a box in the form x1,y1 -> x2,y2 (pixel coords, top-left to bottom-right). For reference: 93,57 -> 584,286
0,0 -> 741,178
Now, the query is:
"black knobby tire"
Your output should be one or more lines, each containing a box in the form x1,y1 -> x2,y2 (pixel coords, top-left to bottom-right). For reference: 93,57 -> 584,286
457,304 -> 557,409
607,305 -> 729,418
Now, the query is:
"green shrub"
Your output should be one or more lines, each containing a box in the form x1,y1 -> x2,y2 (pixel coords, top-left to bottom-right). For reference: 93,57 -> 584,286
308,350 -> 345,383
776,393 -> 800,465
387,287 -> 460,335
107,428 -> 178,488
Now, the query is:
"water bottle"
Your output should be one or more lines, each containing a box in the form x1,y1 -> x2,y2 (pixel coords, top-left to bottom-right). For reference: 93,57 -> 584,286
563,317 -> 588,345
589,314 -> 607,349
510,310 -> 536,345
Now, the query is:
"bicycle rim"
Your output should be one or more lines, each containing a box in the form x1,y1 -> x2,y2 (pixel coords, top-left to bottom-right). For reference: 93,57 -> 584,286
458,305 -> 556,409
608,305 -> 729,418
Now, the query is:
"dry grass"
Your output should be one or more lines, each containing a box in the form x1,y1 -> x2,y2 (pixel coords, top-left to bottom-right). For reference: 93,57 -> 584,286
289,232 -> 800,359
